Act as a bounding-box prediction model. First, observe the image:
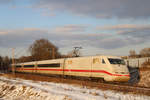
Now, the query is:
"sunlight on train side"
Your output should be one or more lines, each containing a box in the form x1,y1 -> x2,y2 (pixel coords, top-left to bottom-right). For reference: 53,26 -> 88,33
104,58 -> 130,82
108,58 -> 129,75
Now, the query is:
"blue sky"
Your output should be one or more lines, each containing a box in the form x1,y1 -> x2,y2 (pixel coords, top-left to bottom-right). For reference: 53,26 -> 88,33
0,0 -> 150,57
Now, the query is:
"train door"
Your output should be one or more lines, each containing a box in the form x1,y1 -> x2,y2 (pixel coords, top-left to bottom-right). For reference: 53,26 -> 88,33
91,56 -> 107,78
34,62 -> 37,74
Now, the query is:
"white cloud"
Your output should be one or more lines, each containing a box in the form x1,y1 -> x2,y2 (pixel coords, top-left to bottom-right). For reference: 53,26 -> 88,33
0,31 -> 9,35
96,24 -> 150,47
51,24 -> 88,33
97,24 -> 150,30
0,24 -> 150,55
0,0 -> 12,4
33,0 -> 150,19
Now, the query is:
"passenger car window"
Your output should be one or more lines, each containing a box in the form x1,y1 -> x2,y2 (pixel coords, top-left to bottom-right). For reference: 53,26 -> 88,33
38,63 -> 60,67
16,65 -> 22,68
24,65 -> 34,67
102,59 -> 106,64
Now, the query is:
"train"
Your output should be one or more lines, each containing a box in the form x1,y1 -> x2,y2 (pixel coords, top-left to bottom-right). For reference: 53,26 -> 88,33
12,55 -> 130,82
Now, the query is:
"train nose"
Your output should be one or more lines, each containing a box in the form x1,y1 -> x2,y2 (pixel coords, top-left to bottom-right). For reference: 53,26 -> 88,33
115,71 -> 129,74
115,76 -> 130,82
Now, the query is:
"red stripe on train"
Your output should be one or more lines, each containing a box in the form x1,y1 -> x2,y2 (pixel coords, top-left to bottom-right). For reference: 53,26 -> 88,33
16,68 -> 130,77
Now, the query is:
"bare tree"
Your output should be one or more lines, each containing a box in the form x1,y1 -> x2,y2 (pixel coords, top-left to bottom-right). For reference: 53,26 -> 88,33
140,48 -> 150,57
129,50 -> 137,58
0,56 -> 11,72
29,38 -> 61,61
3,56 -> 11,72
0,56 -> 3,72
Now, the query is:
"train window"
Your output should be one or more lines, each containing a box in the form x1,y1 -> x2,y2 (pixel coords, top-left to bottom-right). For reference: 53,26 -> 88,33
16,65 -> 21,68
108,58 -> 125,65
38,63 -> 60,67
68,60 -> 72,64
24,65 -> 35,67
93,58 -> 100,64
102,59 -> 106,64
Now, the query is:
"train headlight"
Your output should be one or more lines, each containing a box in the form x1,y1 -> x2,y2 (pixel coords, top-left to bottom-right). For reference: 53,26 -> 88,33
115,72 -> 127,74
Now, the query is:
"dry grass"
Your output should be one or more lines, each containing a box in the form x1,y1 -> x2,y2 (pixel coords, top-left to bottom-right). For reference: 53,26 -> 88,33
138,70 -> 150,87
138,60 -> 150,87
140,60 -> 150,71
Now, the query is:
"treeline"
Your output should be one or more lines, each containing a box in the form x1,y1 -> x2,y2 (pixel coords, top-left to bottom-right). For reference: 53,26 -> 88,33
5,38 -> 150,71
0,38 -> 71,72
16,38 -> 80,63
15,39 -> 65,63
0,56 -> 11,72
123,48 -> 150,59
0,38 -> 82,73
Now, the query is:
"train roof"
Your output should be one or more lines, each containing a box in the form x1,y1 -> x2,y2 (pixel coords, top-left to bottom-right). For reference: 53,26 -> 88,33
13,55 -> 122,65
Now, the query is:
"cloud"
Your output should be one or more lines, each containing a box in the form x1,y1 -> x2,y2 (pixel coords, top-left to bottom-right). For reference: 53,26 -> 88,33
0,27 -> 117,50
51,24 -> 88,33
118,29 -> 150,44
0,28 -> 127,51
97,38 -> 127,49
0,24 -> 150,52
0,28 -> 49,47
96,24 -> 150,47
97,24 -> 150,30
0,0 -> 12,4
33,0 -> 150,19
97,24 -> 150,40
0,31 -> 9,35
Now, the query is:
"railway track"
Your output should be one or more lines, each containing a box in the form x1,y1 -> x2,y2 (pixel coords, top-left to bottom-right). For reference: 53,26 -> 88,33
2,73 -> 150,96
70,77 -> 150,96
91,81 -> 150,96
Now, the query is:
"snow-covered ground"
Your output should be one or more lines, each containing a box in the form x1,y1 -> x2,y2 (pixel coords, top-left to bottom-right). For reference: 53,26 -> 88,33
0,76 -> 150,100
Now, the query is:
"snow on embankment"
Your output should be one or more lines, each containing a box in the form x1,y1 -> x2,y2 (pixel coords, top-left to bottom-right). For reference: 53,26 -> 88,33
0,80 -> 66,100
0,76 -> 150,100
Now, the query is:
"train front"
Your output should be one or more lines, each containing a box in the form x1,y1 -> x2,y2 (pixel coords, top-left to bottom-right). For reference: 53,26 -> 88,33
107,58 -> 130,82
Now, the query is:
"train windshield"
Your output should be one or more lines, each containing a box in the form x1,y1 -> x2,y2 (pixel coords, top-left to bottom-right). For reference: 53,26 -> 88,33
108,58 -> 125,65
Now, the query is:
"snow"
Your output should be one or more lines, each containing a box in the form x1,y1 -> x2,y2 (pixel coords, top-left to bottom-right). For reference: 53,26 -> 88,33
0,76 -> 150,100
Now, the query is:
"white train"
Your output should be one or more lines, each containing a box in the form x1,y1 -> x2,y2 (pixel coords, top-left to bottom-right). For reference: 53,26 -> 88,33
12,55 -> 130,82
